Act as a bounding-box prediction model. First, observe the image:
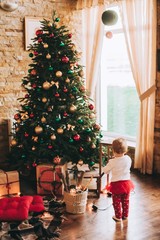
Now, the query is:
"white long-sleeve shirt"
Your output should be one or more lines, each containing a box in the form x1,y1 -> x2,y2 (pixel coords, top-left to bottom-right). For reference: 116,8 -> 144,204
103,155 -> 132,182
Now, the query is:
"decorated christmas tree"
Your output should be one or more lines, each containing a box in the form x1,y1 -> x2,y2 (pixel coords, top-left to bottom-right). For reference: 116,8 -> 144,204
9,12 -> 102,174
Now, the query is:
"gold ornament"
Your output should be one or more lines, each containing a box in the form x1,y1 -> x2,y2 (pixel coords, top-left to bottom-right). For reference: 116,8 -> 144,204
35,126 -> 43,134
43,81 -> 50,90
42,97 -> 47,103
86,137 -> 91,142
57,128 -> 64,134
91,143 -> 96,149
32,146 -> 36,151
78,160 -> 83,166
17,119 -> 21,123
89,113 -> 95,119
79,70 -> 84,77
69,105 -> 77,113
43,43 -> 48,48
65,78 -> 70,83
80,86 -> 85,92
50,134 -> 56,140
11,139 -> 17,146
56,71 -> 62,77
46,53 -> 51,59
41,116 -> 46,123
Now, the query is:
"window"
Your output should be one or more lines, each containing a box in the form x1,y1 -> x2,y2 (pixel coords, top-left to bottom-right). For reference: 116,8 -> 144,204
99,6 -> 140,141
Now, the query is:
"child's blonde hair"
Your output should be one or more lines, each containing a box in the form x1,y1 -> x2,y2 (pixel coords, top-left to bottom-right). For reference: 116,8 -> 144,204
112,137 -> 128,154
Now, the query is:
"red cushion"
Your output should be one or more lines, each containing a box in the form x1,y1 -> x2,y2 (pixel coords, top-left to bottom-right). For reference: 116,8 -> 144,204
29,195 -> 45,212
0,196 -> 33,221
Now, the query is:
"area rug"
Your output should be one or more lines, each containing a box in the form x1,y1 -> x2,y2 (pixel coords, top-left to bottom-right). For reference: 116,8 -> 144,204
0,196 -> 66,240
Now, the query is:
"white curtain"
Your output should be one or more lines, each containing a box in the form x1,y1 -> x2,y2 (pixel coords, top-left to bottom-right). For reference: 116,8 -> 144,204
119,0 -> 157,174
76,0 -> 102,9
76,0 -> 116,10
81,5 -> 105,99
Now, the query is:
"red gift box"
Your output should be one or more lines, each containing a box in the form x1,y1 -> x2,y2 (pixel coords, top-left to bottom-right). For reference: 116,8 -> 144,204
36,164 -> 66,196
0,170 -> 20,197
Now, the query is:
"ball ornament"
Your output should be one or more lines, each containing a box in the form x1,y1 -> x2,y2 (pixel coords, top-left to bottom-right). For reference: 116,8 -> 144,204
35,126 -> 43,134
102,10 -> 118,26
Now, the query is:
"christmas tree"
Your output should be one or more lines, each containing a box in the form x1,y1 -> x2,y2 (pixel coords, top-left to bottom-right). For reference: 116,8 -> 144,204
9,12 -> 102,173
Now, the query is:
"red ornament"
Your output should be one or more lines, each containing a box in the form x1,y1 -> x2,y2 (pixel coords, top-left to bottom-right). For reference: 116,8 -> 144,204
32,83 -> 37,88
79,147 -> 84,152
68,33 -> 72,38
38,38 -> 42,43
63,111 -> 68,117
80,86 -> 85,92
49,33 -> 54,37
53,156 -> 61,164
24,132 -> 29,137
62,56 -> 69,63
89,104 -> 94,110
48,145 -> 53,149
31,69 -> 37,75
32,162 -> 37,167
14,113 -> 20,120
34,51 -> 38,56
25,94 -> 29,98
93,124 -> 101,130
29,113 -> 34,118
106,31 -> 113,39
55,92 -> 60,97
73,134 -> 80,141
63,87 -> 68,93
36,29 -> 43,36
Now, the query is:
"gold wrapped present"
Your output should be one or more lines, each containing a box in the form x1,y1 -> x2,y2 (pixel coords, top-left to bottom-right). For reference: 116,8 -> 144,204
0,170 -> 20,197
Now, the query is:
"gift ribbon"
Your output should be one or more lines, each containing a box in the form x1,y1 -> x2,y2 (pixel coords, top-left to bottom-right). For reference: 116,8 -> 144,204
38,168 -> 62,195
0,170 -> 19,196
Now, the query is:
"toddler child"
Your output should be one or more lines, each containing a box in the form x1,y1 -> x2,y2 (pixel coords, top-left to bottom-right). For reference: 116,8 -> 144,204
103,137 -> 134,222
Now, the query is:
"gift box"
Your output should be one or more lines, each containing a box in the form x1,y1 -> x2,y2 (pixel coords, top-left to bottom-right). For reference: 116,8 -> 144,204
36,164 -> 66,196
0,170 -> 20,197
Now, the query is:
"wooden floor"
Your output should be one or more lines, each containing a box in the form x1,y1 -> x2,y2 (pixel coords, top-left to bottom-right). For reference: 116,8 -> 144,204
60,170 -> 160,240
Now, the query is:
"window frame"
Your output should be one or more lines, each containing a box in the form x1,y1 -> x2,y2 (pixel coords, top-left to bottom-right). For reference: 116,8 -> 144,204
96,6 -> 138,145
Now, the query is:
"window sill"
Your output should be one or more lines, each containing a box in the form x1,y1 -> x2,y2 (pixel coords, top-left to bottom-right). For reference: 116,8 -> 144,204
100,133 -> 136,148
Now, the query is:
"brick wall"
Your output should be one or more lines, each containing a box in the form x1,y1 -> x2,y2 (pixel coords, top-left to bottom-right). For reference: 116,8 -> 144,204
0,0 -> 81,120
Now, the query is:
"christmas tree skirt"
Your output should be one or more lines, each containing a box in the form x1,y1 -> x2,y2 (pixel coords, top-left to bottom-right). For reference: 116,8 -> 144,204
0,197 -> 66,240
